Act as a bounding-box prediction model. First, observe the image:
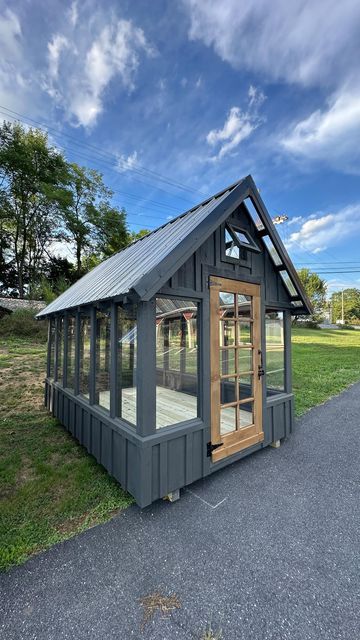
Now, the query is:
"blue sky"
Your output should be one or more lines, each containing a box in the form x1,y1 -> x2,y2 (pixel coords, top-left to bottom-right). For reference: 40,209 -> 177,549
1,0 -> 360,293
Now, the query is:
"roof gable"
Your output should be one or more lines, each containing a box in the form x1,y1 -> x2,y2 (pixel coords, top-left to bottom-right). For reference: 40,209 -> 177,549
37,175 -> 311,317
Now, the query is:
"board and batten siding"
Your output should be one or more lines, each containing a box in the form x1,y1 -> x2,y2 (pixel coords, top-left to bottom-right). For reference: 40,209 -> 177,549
46,202 -> 294,507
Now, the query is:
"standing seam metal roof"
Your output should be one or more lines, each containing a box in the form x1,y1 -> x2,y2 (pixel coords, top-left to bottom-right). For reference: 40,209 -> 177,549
37,183 -> 238,317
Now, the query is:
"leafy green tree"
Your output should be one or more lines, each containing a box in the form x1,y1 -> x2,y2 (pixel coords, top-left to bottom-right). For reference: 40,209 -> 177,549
60,163 -> 128,275
129,228 -> 151,242
0,121 -> 68,297
330,288 -> 360,325
297,268 -> 327,322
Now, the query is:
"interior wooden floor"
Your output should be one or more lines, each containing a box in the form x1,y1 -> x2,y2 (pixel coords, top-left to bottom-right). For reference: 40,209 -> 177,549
99,386 -> 252,431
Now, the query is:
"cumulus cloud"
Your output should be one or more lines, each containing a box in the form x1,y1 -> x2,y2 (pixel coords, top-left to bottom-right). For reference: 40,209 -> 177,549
286,204 -> 360,254
45,16 -> 155,127
183,0 -> 360,89
281,89 -> 360,170
206,86 -> 265,160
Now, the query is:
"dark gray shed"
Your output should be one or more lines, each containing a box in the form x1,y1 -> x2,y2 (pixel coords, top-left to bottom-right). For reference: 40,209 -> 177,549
37,175 -> 311,507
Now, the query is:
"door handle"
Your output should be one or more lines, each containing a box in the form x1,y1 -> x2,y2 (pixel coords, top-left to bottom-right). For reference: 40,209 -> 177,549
258,349 -> 265,379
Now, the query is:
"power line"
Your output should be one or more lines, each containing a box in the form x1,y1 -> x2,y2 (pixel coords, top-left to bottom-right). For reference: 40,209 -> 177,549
0,104 -> 206,198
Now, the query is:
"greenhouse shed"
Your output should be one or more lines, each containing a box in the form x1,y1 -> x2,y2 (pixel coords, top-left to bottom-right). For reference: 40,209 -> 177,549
37,175 -> 311,507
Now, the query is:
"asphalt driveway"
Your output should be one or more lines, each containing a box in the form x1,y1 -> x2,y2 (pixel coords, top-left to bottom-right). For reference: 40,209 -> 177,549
1,383 -> 359,640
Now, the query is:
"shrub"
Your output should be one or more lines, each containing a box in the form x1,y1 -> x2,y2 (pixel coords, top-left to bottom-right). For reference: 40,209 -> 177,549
0,308 -> 47,341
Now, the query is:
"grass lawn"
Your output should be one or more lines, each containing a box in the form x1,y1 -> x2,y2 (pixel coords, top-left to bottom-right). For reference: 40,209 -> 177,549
1,327 -> 360,572
292,327 -> 360,415
0,337 -> 133,572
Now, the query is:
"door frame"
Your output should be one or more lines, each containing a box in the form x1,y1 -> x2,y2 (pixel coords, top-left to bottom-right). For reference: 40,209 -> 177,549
209,276 -> 264,462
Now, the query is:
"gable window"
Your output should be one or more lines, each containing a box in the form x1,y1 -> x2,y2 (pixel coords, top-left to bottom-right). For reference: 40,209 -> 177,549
224,224 -> 259,262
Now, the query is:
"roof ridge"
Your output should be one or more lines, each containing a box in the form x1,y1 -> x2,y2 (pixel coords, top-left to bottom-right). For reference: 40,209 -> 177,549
126,176 -> 246,250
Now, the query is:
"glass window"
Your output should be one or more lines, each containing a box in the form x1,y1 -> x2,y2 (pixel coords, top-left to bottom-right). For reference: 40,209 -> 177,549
79,310 -> 91,398
156,298 -> 198,428
279,270 -> 298,297
48,318 -> 55,379
56,316 -> 64,384
265,311 -> 285,393
66,315 -> 76,391
117,305 -> 137,425
95,308 -> 111,411
225,227 -> 240,259
262,235 -> 283,266
243,197 -> 265,231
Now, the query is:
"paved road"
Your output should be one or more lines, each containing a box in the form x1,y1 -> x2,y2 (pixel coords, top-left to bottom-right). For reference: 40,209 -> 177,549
1,384 -> 360,640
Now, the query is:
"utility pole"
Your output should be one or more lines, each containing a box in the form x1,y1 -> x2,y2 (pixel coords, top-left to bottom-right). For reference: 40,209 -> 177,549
342,290 -> 344,325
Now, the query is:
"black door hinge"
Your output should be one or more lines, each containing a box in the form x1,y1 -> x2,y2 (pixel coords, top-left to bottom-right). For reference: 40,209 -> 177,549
207,441 -> 223,457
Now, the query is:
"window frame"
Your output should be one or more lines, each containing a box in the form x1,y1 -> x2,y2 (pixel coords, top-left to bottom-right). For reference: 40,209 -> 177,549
264,308 -> 286,396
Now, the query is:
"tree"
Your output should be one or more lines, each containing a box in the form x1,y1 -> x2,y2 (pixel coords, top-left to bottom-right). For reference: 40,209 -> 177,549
60,163 -> 129,275
297,268 -> 327,322
330,288 -> 360,325
0,121 -> 68,297
129,228 -> 151,242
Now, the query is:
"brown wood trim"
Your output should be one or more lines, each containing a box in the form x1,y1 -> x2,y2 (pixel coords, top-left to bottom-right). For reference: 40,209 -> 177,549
210,275 -> 264,461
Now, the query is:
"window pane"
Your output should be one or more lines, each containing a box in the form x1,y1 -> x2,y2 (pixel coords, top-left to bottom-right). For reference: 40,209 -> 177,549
220,406 -> 236,435
262,235 -> 282,266
48,319 -> 55,379
239,374 -> 254,400
266,311 -> 285,393
79,311 -> 91,398
279,271 -> 298,297
225,228 -> 239,259
220,348 -> 236,375
237,295 -> 251,318
239,404 -> 254,428
118,305 -> 137,425
156,298 -> 198,428
66,315 -> 76,391
237,348 -> 253,373
219,292 -> 235,317
57,317 -> 64,384
220,320 -> 236,346
220,377 -> 236,404
96,309 -> 111,411
244,198 -> 264,231
237,321 -> 252,344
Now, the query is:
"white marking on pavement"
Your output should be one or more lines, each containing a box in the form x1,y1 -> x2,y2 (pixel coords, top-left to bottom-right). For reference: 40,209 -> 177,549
185,488 -> 227,509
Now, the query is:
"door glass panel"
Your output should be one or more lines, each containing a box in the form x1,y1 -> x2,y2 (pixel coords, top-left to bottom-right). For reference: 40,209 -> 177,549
237,295 -> 251,318
239,404 -> 254,428
220,406 -> 237,435
220,320 -> 236,346
237,322 -> 252,345
220,377 -> 236,404
238,374 -> 254,400
219,292 -> 235,317
237,348 -> 253,373
220,349 -> 236,375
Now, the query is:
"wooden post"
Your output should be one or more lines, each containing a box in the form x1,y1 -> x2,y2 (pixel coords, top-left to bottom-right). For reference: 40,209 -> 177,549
136,300 -> 156,436
54,316 -> 59,383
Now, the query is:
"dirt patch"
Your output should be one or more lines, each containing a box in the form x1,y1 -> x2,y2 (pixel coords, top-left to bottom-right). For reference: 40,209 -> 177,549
139,592 -> 181,629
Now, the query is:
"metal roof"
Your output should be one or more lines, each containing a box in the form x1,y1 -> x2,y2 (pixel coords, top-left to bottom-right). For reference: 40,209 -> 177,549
37,182 -> 240,317
37,175 -> 312,317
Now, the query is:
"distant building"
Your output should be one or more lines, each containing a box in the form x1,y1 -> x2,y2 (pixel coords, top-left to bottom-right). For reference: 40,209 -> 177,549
0,297 -> 46,319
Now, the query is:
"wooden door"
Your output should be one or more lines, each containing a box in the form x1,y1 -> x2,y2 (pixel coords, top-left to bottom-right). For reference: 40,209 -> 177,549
209,276 -> 264,462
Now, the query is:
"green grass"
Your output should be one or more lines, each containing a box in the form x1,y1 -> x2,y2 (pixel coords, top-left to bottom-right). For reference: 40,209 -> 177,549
292,328 -> 360,415
0,337 -> 133,572
1,327 -> 360,572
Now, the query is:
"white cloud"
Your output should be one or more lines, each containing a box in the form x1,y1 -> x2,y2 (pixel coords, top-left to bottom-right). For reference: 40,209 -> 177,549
287,215 -> 304,226
0,8 -> 21,58
183,0 -> 360,88
116,150 -> 139,173
69,2 -> 78,27
48,35 -> 69,80
281,89 -> 360,170
45,18 -> 155,127
286,204 -> 360,254
206,86 -> 265,160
